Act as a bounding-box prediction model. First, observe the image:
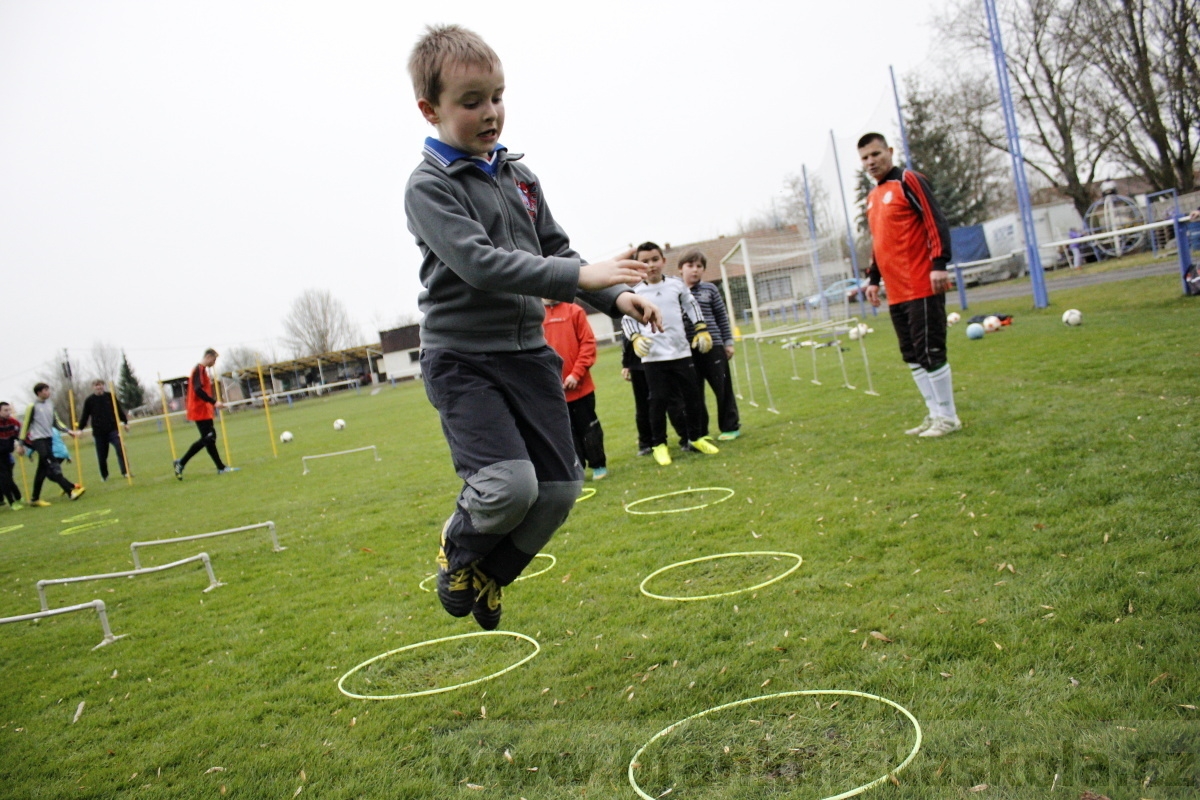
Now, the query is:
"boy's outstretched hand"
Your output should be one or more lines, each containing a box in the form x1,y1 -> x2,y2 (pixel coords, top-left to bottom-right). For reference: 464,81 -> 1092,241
616,293 -> 662,333
578,249 -> 646,291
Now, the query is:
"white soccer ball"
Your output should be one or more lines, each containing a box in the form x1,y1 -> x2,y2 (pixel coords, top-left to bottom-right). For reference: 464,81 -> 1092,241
947,312 -> 961,326
279,431 -> 293,443
1062,308 -> 1083,326
848,327 -> 861,341
983,315 -> 1001,333
333,419 -> 346,431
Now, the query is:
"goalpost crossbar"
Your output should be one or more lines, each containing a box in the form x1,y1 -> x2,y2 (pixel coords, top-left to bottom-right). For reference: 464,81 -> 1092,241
129,521 -> 282,569
37,553 -> 224,611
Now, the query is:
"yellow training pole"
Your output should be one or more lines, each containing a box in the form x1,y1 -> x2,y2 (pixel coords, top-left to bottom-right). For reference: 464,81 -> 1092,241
157,374 -> 178,461
213,370 -> 233,467
256,358 -> 278,458
66,388 -> 84,486
108,382 -> 133,485
16,446 -> 30,501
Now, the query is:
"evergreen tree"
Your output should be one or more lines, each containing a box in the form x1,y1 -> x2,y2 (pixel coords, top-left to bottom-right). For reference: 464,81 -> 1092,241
118,352 -> 145,411
902,78 -> 997,228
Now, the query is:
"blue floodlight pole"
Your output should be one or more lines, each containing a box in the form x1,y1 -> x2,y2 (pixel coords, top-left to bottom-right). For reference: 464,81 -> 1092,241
983,0 -> 1049,308
802,164 -> 829,321
889,65 -> 912,169
830,130 -> 867,317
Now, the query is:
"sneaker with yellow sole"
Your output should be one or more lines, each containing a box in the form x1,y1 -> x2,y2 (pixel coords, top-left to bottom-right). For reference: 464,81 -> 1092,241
30,499 -> 51,508
690,436 -> 720,455
651,444 -> 672,466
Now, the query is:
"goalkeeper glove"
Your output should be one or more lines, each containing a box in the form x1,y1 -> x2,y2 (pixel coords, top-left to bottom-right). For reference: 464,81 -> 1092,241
691,322 -> 713,354
630,333 -> 652,358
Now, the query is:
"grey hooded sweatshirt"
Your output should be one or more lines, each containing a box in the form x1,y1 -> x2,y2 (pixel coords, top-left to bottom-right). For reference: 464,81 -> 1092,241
405,145 -> 627,353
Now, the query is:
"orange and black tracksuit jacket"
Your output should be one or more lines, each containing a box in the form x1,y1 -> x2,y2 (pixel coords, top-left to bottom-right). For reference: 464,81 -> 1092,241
186,364 -> 216,422
866,167 -> 952,305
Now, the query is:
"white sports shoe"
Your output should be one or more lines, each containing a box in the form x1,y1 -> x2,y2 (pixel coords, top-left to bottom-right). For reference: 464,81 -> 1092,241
919,417 -> 962,438
905,416 -> 934,435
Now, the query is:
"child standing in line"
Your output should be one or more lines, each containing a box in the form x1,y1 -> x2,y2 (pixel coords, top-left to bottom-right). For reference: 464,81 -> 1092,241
405,25 -> 660,630
0,402 -> 24,510
678,249 -> 741,441
621,241 -> 719,466
542,299 -> 608,481
620,337 -> 688,456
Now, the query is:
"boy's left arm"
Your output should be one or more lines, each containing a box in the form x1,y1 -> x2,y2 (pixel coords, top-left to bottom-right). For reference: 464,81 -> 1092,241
534,192 -> 632,316
681,284 -> 713,353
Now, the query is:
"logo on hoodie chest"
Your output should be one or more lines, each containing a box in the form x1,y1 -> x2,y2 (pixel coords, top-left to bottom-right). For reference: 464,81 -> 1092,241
516,180 -> 539,221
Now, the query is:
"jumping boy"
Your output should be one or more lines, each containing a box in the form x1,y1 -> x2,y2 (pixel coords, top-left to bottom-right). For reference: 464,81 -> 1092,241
858,132 -> 961,437
174,349 -> 237,478
405,25 -> 660,630
678,249 -> 740,441
542,299 -> 607,480
621,241 -> 719,466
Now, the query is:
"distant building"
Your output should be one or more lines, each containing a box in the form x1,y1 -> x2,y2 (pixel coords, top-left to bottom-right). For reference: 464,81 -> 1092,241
380,324 -> 422,382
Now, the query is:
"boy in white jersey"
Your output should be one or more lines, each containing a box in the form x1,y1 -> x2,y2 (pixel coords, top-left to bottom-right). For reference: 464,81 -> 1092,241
621,241 -> 719,466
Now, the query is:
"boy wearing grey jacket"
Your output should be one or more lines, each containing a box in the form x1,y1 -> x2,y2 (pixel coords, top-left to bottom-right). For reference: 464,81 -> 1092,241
404,25 -> 660,630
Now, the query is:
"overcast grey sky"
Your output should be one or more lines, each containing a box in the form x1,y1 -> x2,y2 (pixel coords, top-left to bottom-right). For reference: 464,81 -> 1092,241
0,0 -> 944,407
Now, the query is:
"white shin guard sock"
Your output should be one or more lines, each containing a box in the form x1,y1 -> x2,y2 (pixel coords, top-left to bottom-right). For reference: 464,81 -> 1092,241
908,364 -> 938,418
927,363 -> 958,420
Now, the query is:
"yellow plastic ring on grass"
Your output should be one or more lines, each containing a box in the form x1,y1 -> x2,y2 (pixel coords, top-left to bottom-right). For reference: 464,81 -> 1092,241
0,524 -> 24,535
576,487 -> 596,502
61,508 -> 113,524
337,630 -> 541,700
639,551 -> 802,601
418,553 -> 556,592
628,689 -> 922,800
624,487 -> 734,515
60,519 -> 120,536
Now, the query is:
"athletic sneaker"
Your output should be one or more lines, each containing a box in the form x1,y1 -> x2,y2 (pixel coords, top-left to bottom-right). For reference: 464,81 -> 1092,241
471,566 -> 502,630
9,503 -> 23,511
435,518 -> 474,618
652,444 -> 672,466
919,417 -> 963,438
30,499 -> 51,507
690,436 -> 720,455
591,467 -> 608,481
69,486 -> 86,501
905,416 -> 934,436
217,467 -> 240,475
173,459 -> 184,480
717,430 -> 741,441
637,446 -> 653,457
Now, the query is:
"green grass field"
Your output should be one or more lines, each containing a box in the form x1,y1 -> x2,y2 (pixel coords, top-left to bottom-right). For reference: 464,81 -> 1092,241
2,275 -> 1197,799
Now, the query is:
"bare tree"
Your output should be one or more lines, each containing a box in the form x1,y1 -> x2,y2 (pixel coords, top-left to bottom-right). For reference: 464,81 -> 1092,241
738,174 -> 837,237
1079,0 -> 1199,193
222,346 -> 269,376
935,0 -> 1118,218
281,289 -> 358,358
89,341 -> 122,385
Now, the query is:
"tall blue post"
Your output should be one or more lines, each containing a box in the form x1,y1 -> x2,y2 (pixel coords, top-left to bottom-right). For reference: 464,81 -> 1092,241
983,0 -> 1049,308
831,130 -> 868,317
802,164 -> 828,321
889,65 -> 912,169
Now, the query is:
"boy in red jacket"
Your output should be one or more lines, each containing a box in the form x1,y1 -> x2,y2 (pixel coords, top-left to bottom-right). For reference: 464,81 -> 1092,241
542,300 -> 607,480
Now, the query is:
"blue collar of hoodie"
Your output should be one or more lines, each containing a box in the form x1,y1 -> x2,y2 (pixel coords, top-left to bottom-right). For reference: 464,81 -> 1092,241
423,137 -> 507,177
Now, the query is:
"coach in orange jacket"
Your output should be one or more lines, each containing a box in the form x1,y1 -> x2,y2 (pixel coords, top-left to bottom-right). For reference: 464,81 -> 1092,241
859,132 -> 962,439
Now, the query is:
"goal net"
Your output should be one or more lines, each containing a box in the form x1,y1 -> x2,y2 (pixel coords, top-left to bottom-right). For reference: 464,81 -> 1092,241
718,230 -> 859,335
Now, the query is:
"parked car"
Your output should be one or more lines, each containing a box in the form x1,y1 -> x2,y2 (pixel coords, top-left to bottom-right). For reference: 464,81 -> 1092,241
804,278 -> 871,308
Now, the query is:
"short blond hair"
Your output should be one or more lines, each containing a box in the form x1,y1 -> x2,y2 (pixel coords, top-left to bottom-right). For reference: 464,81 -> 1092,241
408,24 -> 501,104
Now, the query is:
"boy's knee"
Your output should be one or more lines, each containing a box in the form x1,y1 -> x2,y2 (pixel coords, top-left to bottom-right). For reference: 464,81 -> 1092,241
462,460 -> 538,535
508,480 -> 582,555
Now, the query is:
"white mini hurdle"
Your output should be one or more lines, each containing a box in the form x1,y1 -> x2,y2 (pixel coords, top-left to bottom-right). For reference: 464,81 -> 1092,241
301,445 -> 381,475
0,599 -> 125,650
37,553 -> 224,611
130,521 -> 282,569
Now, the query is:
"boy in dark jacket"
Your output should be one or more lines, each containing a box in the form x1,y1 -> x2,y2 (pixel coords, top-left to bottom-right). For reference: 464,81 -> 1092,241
405,24 -> 660,629
0,402 -> 24,509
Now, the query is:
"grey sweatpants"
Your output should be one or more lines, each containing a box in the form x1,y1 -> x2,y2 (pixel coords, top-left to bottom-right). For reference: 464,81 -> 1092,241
421,346 -> 583,586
